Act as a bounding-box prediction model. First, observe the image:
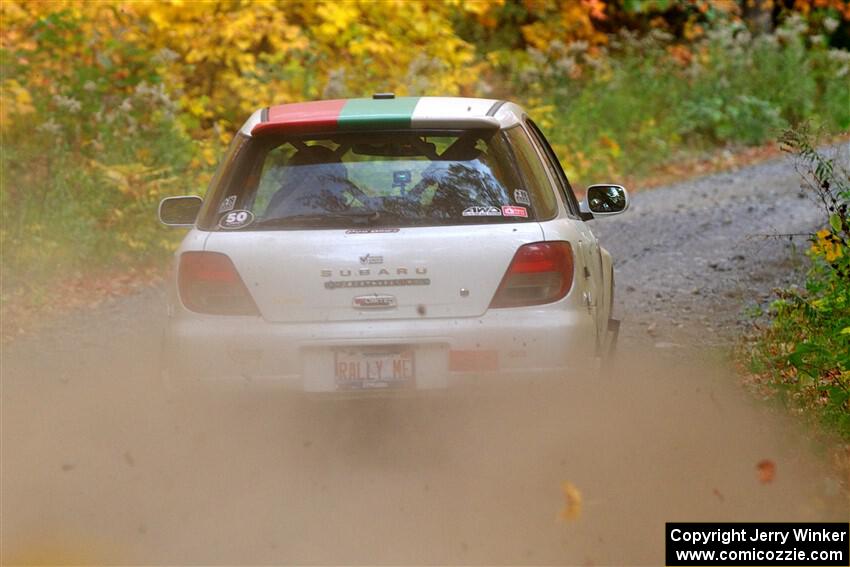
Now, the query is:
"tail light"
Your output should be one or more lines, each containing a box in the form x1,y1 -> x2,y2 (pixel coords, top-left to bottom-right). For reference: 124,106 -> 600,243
178,251 -> 260,315
490,241 -> 574,308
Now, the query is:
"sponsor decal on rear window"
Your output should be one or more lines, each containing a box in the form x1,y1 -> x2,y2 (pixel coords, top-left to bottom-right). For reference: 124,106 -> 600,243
501,205 -> 528,218
462,206 -> 502,217
218,209 -> 255,229
513,189 -> 530,206
218,195 -> 237,213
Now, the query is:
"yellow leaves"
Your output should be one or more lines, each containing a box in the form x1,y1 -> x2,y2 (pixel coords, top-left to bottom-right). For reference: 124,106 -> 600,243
527,100 -> 555,129
201,146 -> 217,167
521,0 -> 607,51
0,80 -> 35,129
88,160 -> 177,198
4,0 -> 481,138
127,0 -> 308,128
184,96 -> 211,119
826,247 -> 844,262
147,6 -> 169,29
315,2 -> 360,41
298,0 -> 477,96
453,0 -> 501,13
460,0 -> 505,29
811,228 -> 845,263
559,481 -> 583,521
583,0 -> 607,21
683,22 -> 705,42
460,0 -> 504,24
218,126 -> 232,146
190,138 -> 222,169
117,231 -> 147,250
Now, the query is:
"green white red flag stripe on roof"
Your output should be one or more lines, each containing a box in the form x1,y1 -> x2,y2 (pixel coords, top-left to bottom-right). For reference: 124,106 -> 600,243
251,97 -> 501,135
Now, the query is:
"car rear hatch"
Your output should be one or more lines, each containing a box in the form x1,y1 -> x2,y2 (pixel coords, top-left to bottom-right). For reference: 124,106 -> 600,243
203,223 -> 544,323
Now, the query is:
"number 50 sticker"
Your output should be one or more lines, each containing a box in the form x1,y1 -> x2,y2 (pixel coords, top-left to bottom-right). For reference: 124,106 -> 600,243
218,209 -> 254,229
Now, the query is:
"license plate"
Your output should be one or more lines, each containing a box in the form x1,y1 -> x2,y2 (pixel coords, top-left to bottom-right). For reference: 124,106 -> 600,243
334,347 -> 414,390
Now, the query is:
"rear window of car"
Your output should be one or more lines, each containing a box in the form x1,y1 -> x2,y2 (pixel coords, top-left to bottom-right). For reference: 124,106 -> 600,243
199,128 -> 558,231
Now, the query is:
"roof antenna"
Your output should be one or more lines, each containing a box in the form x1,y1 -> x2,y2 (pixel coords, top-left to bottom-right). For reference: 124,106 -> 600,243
373,93 -> 395,100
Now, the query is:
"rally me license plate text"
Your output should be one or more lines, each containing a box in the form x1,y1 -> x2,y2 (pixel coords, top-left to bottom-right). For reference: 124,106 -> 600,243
334,347 -> 414,390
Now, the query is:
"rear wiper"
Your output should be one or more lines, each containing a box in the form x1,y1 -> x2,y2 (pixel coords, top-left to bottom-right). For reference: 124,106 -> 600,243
253,211 -> 381,228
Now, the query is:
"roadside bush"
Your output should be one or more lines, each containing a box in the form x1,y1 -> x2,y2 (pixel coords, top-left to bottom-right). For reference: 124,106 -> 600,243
1,1 -> 849,314
0,9 -> 197,292
504,17 -> 850,181
742,128 -> 850,438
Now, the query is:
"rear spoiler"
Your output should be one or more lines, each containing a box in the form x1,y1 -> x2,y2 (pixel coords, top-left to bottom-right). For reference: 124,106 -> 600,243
240,97 -> 504,137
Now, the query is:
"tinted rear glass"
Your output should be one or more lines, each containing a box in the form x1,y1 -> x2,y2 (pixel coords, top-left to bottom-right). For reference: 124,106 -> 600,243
201,128 -> 558,230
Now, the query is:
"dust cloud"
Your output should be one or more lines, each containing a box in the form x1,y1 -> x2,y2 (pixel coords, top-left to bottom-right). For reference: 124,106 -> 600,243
3,312 -> 847,565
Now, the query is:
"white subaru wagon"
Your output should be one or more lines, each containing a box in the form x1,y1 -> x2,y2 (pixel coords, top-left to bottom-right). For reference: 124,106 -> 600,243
158,95 -> 628,393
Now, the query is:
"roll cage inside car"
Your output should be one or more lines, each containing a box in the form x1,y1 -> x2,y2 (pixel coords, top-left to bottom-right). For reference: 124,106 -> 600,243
195,124 -> 582,230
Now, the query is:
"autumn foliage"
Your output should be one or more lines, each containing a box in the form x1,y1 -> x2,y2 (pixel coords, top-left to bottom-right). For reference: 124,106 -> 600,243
1,0 -> 849,295
741,128 -> 850,438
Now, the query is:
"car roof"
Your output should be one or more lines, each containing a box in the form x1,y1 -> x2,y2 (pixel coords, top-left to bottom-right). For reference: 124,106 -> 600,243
239,96 -> 525,137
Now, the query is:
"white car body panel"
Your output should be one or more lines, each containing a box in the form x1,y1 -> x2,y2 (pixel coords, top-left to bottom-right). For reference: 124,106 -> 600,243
162,96 -> 622,393
167,219 -> 601,390
165,294 -> 598,391
202,223 -> 545,323
409,97 -> 501,129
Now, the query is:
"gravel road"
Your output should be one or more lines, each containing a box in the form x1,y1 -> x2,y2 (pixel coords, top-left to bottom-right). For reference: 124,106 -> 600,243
3,147 -> 848,565
594,144 -> 848,348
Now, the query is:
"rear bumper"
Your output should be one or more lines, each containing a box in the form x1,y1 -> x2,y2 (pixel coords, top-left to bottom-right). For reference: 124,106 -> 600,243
162,307 -> 599,392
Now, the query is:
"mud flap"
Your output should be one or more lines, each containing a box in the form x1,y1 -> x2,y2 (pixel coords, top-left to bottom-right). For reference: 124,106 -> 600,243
607,318 -> 620,358
596,319 -> 620,377
599,318 -> 620,376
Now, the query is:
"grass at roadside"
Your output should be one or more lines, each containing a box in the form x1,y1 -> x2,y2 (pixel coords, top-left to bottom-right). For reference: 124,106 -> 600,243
1,9 -> 849,334
738,129 -> 850,443
3,135 -> 839,344
505,16 -> 850,183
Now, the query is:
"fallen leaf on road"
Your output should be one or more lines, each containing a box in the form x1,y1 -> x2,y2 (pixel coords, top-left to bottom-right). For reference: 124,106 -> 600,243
559,481 -> 583,521
757,459 -> 776,484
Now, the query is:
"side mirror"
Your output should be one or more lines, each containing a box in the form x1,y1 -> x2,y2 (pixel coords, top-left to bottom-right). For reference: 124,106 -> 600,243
159,196 -> 203,227
579,184 -> 629,220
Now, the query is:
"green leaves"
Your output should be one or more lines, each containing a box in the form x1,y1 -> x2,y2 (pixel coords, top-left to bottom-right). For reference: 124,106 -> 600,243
745,128 -> 850,440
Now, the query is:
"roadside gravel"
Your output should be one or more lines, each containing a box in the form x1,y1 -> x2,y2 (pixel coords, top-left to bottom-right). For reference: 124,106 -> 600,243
3,147 -> 849,565
594,142 -> 849,349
